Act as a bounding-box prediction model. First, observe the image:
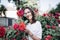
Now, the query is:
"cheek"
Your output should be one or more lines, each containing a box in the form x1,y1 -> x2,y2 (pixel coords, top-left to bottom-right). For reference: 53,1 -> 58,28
27,15 -> 32,19
29,16 -> 32,19
26,15 -> 29,19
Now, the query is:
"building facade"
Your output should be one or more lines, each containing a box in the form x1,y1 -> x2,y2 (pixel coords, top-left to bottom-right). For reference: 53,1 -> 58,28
0,17 -> 16,27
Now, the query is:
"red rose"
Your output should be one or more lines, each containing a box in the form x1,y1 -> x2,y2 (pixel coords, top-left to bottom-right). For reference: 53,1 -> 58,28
0,26 -> 6,38
46,25 -> 51,29
43,13 -> 47,16
17,9 -> 24,17
45,35 -> 52,40
55,13 -> 60,16
34,8 -> 38,13
45,38 -> 49,40
55,15 -> 59,19
13,22 -> 26,31
19,22 -> 26,31
46,35 -> 52,39
57,19 -> 60,24
52,26 -> 56,29
13,23 -> 19,30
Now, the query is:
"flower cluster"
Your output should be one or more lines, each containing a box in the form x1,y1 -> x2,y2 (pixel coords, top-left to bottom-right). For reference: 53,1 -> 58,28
4,21 -> 26,40
45,35 -> 52,40
46,25 -> 56,29
17,9 -> 24,17
13,22 -> 26,31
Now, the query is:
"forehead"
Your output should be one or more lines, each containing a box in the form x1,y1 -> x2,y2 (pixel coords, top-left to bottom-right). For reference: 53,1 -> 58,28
24,9 -> 30,13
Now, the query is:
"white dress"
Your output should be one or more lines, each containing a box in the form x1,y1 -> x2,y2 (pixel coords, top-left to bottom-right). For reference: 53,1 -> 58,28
26,21 -> 42,40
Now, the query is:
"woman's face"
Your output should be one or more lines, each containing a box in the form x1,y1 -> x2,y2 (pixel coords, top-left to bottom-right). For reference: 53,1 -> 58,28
24,9 -> 32,20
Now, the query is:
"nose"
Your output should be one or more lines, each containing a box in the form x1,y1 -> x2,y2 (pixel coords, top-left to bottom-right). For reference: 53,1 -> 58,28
26,13 -> 29,18
26,13 -> 29,16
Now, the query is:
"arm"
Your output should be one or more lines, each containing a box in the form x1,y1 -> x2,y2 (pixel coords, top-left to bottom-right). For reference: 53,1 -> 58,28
28,30 -> 41,40
25,27 -> 42,40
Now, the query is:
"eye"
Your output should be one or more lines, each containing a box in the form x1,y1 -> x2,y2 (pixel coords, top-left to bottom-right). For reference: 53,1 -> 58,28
27,11 -> 30,13
25,11 -> 30,14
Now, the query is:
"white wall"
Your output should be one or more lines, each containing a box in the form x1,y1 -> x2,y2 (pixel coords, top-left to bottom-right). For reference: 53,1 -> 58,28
6,11 -> 18,19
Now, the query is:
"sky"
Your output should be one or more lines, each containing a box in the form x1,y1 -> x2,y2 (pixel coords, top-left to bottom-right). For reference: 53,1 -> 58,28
0,0 -> 60,19
38,0 -> 60,13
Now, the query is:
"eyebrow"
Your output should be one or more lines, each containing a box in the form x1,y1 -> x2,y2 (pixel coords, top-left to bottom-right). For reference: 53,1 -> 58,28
25,11 -> 30,14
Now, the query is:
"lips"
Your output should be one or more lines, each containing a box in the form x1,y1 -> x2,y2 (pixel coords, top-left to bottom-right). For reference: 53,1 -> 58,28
26,15 -> 29,19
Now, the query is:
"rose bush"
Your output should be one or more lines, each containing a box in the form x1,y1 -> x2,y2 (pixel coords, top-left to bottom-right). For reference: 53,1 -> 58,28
37,13 -> 60,40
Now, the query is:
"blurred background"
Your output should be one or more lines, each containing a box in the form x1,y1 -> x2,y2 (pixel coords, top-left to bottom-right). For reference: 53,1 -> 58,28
0,0 -> 60,19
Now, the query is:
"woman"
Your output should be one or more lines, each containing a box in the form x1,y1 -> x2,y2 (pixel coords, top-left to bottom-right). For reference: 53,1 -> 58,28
23,7 -> 42,40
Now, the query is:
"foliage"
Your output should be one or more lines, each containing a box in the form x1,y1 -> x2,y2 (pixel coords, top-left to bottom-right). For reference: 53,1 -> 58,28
49,3 -> 60,24
13,0 -> 28,9
0,4 -> 7,17
55,3 -> 60,12
49,3 -> 60,13
37,13 -> 60,40
13,0 -> 38,10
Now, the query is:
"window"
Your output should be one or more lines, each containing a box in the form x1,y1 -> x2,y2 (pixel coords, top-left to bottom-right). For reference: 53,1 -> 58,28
8,18 -> 12,26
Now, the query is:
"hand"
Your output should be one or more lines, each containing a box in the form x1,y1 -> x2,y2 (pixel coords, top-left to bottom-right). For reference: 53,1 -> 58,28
24,28 -> 30,33
24,28 -> 33,36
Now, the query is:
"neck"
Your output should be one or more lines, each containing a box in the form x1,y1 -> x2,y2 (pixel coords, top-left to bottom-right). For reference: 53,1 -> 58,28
29,19 -> 33,24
